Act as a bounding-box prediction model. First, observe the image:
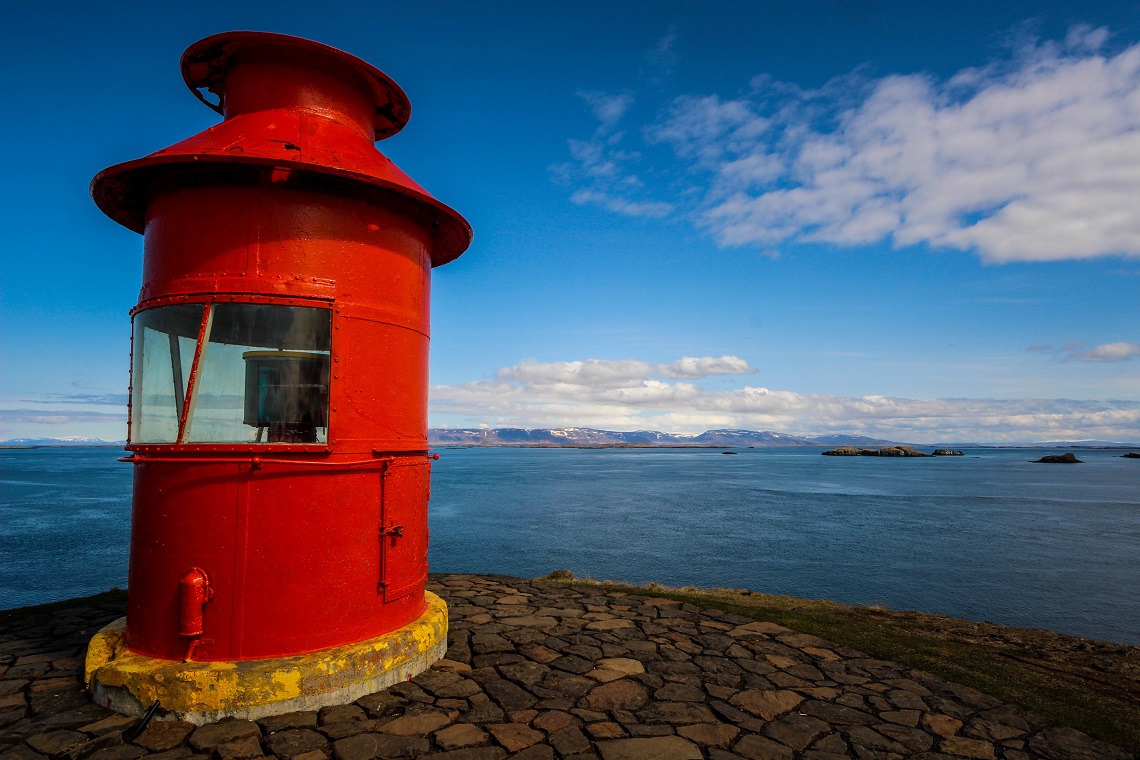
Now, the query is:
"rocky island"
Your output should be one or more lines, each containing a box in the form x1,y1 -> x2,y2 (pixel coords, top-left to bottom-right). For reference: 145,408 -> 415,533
822,446 -> 932,457
1033,452 -> 1083,463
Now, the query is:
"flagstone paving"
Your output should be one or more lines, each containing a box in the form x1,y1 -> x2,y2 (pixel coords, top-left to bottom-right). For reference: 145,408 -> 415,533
0,575 -> 1131,759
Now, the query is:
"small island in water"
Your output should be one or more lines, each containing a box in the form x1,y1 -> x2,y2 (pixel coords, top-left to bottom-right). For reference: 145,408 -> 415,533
1034,452 -> 1083,463
822,446 -> 963,457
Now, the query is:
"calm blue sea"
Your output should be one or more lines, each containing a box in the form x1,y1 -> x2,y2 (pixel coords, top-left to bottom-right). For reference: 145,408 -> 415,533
2,446 -> 1138,644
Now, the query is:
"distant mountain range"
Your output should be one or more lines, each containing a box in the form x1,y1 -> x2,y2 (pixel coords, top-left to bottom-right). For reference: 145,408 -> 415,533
1014,440 -> 1140,448
0,437 -> 125,447
2,431 -> 1135,448
428,428 -> 1138,448
428,428 -> 904,447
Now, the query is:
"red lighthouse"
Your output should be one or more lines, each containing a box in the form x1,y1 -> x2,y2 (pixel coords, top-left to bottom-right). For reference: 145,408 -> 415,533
84,32 -> 468,722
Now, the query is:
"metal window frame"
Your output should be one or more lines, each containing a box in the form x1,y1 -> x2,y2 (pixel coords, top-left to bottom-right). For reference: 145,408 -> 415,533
126,293 -> 336,454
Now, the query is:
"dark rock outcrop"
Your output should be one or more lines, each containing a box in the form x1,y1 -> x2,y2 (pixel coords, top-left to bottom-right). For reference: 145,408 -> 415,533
932,449 -> 964,456
823,446 -> 930,457
1034,452 -> 1082,463
876,445 -> 931,457
1122,452 -> 1140,459
822,447 -> 863,456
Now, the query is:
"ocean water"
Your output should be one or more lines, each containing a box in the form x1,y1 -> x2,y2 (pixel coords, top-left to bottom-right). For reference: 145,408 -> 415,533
2,446 -> 1138,643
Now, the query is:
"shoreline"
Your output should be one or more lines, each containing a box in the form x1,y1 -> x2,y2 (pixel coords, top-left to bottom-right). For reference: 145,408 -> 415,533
543,574 -> 1140,753
5,578 -> 1137,648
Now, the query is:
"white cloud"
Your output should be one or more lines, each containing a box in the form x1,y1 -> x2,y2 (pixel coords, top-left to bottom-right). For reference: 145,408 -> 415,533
1068,341 -> 1140,362
578,91 -> 634,130
497,355 -> 755,386
562,26 -> 1140,262
0,407 -> 126,441
645,95 -> 770,165
432,355 -> 1140,442
658,355 -> 757,378
569,190 -> 674,218
499,358 -> 656,387
642,29 -> 678,84
1027,340 -> 1140,362
552,90 -> 678,219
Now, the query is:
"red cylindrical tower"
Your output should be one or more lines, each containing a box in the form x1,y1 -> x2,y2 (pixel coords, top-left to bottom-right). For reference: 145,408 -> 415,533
85,32 -> 467,720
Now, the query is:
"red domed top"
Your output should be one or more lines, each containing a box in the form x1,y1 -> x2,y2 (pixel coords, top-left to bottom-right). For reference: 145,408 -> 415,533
91,31 -> 471,266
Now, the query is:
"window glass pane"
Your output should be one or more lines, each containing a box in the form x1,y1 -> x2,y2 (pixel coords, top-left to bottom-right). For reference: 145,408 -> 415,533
130,305 -> 203,443
185,304 -> 331,444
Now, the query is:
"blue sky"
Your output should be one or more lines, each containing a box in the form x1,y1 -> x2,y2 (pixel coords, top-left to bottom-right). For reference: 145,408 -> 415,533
2,0 -> 1139,443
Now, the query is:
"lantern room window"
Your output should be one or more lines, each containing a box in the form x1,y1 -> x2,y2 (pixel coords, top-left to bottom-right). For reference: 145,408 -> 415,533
130,303 -> 332,445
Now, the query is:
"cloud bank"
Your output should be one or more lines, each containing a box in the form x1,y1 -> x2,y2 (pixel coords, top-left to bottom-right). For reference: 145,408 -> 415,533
1028,340 -> 1140,362
562,26 -> 1140,263
6,358 -> 1136,444
0,393 -> 128,441
1069,341 -> 1140,362
432,355 -> 1140,443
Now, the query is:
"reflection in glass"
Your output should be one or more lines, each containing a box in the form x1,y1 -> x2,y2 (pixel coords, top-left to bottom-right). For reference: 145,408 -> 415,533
185,304 -> 331,444
131,305 -> 203,443
243,352 -> 330,443
129,303 -> 332,445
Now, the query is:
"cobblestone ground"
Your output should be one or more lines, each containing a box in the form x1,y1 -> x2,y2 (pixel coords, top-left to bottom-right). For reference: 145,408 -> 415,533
0,574 -> 1131,760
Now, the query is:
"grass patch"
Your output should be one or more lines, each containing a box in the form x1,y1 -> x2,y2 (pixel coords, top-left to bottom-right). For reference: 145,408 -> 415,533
554,577 -> 1140,754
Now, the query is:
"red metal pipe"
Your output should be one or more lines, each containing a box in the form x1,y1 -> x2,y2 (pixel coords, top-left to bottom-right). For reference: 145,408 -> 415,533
178,568 -> 212,638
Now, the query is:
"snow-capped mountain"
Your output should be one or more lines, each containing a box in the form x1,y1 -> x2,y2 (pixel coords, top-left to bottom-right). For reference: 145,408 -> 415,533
0,438 -> 125,447
427,428 -> 909,447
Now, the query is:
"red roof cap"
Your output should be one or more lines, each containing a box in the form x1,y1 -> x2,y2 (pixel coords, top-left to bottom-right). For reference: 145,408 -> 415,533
91,31 -> 471,266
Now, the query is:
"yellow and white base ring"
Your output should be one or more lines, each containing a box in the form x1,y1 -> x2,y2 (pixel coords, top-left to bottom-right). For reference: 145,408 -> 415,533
85,591 -> 448,725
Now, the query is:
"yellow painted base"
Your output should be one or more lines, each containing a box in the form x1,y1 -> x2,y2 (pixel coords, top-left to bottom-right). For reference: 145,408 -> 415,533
85,592 -> 448,725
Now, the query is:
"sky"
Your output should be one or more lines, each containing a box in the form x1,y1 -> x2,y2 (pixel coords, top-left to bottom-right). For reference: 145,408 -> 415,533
2,0 -> 1139,444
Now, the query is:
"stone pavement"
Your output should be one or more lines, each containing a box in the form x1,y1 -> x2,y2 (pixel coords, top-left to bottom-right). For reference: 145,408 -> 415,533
0,575 -> 1131,760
